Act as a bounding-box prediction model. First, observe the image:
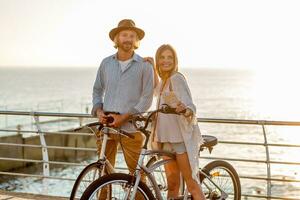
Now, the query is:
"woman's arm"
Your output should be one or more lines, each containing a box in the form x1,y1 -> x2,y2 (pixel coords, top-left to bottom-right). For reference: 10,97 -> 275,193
170,73 -> 196,116
144,57 -> 159,89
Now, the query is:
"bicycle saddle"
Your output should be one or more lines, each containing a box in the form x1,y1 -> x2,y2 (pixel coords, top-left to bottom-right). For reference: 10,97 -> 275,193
200,135 -> 218,153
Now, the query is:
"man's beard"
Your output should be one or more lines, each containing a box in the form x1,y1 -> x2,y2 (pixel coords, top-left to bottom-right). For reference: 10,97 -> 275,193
118,42 -> 134,52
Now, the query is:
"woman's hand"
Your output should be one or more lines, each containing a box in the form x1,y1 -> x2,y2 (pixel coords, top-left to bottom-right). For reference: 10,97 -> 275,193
183,108 -> 193,118
176,102 -> 193,118
175,101 -> 186,113
143,57 -> 155,66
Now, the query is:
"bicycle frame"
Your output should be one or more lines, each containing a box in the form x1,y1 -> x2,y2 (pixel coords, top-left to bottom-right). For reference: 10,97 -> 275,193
129,148 -> 167,200
141,150 -> 176,200
129,147 -> 230,200
97,133 -> 116,175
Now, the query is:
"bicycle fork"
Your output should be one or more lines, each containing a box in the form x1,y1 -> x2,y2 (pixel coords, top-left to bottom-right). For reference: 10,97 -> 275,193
125,148 -> 146,200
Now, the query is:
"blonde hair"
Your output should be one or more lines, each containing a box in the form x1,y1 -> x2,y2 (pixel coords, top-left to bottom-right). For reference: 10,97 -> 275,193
155,44 -> 178,80
113,32 -> 140,49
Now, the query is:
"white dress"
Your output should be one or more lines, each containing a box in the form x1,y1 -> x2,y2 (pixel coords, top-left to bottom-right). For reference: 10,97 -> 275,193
154,84 -> 184,143
152,72 -> 204,182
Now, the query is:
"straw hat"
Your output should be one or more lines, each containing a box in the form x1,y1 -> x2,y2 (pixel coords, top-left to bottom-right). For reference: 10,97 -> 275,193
109,19 -> 145,41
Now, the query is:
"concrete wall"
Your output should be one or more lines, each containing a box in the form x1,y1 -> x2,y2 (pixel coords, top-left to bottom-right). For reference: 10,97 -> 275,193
0,134 -> 24,170
0,128 -> 97,171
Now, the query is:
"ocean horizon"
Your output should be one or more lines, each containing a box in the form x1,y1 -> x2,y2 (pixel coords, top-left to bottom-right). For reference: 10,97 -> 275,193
1,66 -> 300,121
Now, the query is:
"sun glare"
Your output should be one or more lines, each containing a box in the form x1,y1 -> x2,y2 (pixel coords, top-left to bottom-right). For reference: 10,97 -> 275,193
252,68 -> 300,121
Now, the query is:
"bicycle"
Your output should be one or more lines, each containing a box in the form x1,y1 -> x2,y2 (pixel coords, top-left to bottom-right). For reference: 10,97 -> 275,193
70,113 -> 159,200
70,113 -> 135,200
80,105 -> 241,200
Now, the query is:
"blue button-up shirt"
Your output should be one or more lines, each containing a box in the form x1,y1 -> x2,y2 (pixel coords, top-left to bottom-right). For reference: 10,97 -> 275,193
92,53 -> 154,130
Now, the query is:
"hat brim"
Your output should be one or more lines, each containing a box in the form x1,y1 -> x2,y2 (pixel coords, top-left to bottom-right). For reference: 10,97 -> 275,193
109,27 -> 145,41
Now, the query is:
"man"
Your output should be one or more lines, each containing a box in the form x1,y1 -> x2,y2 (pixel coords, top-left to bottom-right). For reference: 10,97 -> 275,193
92,19 -> 154,186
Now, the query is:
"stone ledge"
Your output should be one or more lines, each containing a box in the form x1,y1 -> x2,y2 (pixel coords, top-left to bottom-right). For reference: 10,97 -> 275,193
0,190 -> 68,200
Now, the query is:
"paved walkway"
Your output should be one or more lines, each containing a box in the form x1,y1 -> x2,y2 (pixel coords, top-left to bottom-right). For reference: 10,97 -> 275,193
0,190 -> 68,200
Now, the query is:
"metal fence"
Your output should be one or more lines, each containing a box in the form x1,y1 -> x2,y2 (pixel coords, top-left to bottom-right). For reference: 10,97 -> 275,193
0,110 -> 299,199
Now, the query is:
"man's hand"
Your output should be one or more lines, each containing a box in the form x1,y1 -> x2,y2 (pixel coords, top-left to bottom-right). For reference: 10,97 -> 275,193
96,108 -> 108,124
107,113 -> 131,128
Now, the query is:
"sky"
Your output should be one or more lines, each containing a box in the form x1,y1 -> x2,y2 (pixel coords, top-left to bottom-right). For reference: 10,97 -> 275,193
0,0 -> 300,70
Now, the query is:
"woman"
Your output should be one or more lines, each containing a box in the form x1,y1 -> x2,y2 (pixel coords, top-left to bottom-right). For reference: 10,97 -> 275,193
151,44 -> 205,200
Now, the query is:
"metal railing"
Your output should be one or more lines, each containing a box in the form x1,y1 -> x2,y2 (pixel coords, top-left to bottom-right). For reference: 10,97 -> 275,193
0,110 -> 299,199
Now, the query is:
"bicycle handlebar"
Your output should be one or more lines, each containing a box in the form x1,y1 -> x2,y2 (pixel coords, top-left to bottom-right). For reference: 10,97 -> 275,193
74,104 -> 185,138
131,104 -> 186,132
160,104 -> 186,114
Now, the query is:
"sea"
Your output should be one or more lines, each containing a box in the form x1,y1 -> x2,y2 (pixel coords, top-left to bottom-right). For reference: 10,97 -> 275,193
0,67 -> 299,199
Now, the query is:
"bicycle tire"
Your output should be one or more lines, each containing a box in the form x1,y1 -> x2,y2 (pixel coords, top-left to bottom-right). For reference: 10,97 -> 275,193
70,162 -> 103,200
199,160 -> 241,200
80,173 -> 155,200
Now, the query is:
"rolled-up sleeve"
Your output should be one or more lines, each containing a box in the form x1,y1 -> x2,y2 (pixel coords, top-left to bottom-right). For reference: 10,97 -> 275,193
129,63 -> 154,114
171,73 -> 196,113
91,62 -> 105,117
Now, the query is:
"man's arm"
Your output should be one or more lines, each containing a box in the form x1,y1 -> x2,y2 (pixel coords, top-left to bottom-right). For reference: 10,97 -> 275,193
92,62 -> 105,117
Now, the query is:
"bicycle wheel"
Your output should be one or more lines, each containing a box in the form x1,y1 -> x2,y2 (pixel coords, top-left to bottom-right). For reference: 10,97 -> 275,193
80,173 -> 155,200
70,162 -> 103,200
146,155 -> 185,197
199,160 -> 241,200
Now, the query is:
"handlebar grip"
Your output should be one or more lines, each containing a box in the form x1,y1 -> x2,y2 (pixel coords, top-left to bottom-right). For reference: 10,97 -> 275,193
103,111 -> 119,124
106,116 -> 114,124
161,104 -> 186,115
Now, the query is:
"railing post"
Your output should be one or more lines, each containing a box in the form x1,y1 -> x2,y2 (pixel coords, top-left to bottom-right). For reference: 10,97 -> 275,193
16,124 -> 22,135
85,105 -> 89,114
79,117 -> 83,126
5,105 -> 8,127
33,114 -> 49,195
261,122 -> 271,199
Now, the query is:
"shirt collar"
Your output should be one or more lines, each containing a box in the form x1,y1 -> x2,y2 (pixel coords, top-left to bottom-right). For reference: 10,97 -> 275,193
112,52 -> 142,62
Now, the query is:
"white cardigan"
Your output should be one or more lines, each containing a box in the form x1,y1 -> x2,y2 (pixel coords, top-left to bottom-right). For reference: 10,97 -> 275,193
153,72 -> 204,182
